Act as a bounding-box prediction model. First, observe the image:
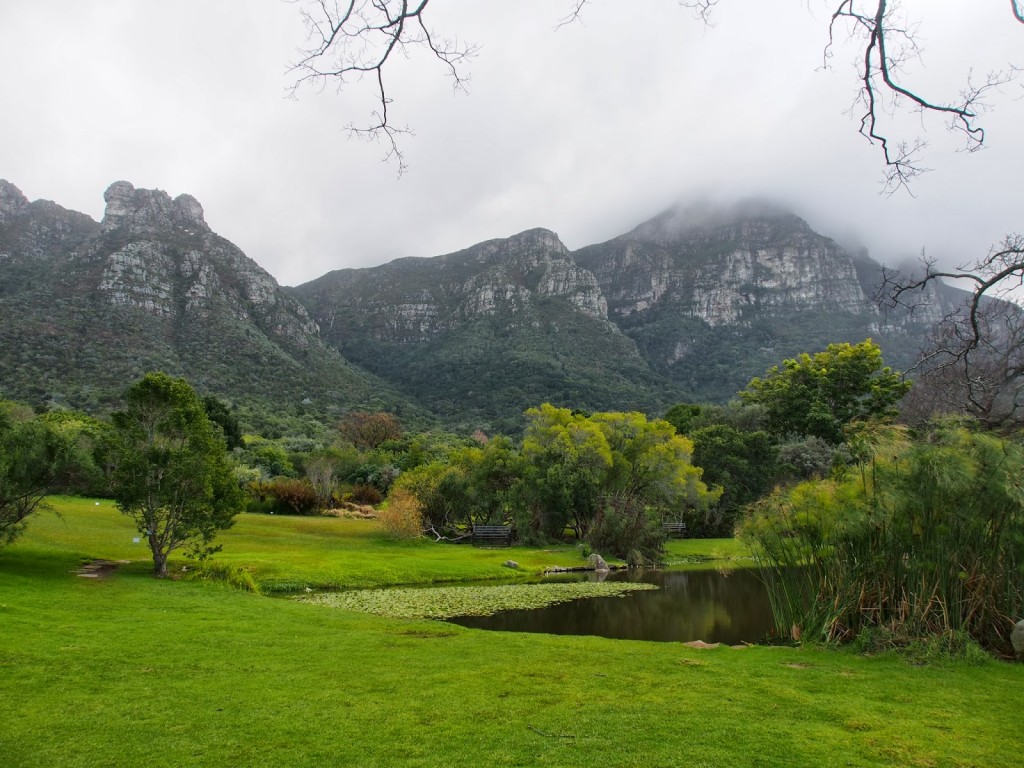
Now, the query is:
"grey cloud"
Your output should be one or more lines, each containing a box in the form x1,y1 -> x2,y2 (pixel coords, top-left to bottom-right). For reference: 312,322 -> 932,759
1,1 -> 1020,287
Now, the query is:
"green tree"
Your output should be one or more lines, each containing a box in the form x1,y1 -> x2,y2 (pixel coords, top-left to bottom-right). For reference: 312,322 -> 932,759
690,424 -> 777,536
110,373 -> 245,577
517,405 -> 718,562
518,404 -> 613,540
663,403 -> 704,436
202,395 -> 244,451
39,410 -> 113,496
741,339 -> 910,444
0,405 -> 68,546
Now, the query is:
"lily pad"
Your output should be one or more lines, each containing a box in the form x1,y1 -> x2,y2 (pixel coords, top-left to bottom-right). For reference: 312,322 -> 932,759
299,581 -> 658,620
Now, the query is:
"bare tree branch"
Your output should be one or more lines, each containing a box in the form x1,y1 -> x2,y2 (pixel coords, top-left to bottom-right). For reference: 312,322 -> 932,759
826,1 -> 1019,194
899,299 -> 1024,430
289,1 -> 1021,179
879,236 -> 1024,429
880,235 -> 1024,347
558,1 -> 719,29
288,0 -> 478,175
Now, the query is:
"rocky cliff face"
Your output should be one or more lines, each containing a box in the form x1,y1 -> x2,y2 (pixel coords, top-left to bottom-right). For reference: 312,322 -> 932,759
297,199 -> 966,412
0,179 -> 970,428
84,181 -> 319,347
576,202 -> 873,326
567,201 -> 958,400
0,180 -> 407,422
301,227 -> 611,346
294,227 -> 668,428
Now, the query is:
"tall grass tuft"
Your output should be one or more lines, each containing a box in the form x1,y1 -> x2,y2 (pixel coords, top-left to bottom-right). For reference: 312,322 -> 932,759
377,488 -> 424,539
740,422 -> 1024,655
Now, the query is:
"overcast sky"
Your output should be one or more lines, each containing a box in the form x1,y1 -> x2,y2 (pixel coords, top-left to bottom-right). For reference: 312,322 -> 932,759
1,1 -> 1021,286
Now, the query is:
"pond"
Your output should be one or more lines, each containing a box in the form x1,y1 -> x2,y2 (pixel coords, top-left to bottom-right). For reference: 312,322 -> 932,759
447,567 -> 777,645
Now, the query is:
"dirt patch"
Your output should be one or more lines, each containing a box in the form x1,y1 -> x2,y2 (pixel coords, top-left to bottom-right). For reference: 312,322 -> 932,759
74,560 -> 129,579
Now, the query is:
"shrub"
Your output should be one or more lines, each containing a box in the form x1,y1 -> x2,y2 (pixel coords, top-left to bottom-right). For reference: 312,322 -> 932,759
377,488 -> 424,539
741,422 -> 1024,655
348,483 -> 384,506
254,477 -> 321,515
586,495 -> 665,567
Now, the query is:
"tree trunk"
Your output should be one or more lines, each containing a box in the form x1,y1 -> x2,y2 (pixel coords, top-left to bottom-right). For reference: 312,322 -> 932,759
152,550 -> 169,578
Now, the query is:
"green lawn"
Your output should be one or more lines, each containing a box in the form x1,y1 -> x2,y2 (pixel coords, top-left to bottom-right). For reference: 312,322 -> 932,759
1,499 -> 1021,767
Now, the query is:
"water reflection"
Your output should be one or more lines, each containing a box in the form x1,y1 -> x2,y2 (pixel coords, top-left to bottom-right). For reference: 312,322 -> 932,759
448,568 -> 776,645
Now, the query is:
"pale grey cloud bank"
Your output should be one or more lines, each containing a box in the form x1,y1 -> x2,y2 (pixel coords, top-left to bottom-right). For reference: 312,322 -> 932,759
1,1 -> 1020,286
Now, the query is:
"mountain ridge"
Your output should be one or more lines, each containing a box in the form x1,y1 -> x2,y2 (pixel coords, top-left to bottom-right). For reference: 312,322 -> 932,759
1,180 -> 966,432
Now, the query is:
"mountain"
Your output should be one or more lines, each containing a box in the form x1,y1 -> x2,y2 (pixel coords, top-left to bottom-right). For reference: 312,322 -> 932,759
1,180 -> 966,434
573,200 -> 952,401
293,228 -> 680,432
294,200 -> 961,424
0,180 -> 416,433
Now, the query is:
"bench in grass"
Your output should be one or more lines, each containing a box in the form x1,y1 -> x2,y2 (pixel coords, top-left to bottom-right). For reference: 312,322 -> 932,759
662,521 -> 688,538
471,524 -> 513,547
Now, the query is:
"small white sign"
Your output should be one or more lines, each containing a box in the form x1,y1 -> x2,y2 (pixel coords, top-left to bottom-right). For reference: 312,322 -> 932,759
133,537 -> 140,544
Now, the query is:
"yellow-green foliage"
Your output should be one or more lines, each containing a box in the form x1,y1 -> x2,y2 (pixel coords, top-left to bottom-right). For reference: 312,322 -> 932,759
741,339 -> 910,444
517,405 -> 720,558
741,422 -> 1024,653
377,488 -> 424,539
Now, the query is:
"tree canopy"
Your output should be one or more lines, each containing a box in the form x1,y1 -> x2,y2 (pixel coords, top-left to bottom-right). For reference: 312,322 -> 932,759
0,405 -> 68,547
741,339 -> 910,444
109,373 -> 245,577
516,404 -> 719,562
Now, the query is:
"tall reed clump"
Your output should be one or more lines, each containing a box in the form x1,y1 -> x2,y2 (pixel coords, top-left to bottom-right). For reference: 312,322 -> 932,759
739,422 -> 1024,655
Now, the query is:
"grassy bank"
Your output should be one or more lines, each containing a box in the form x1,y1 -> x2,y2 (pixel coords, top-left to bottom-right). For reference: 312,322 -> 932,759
1,499 -> 1021,766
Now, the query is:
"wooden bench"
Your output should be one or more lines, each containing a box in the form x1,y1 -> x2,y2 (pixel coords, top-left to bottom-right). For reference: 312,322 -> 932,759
662,521 -> 688,538
471,524 -> 513,547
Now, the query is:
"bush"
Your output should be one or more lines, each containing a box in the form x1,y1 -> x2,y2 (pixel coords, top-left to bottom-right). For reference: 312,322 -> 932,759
252,477 -> 321,515
741,422 -> 1024,654
585,495 -> 665,567
377,488 -> 424,539
348,483 -> 384,506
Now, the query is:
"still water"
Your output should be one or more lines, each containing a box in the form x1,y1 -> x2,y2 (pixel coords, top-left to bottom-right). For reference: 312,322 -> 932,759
448,568 -> 776,645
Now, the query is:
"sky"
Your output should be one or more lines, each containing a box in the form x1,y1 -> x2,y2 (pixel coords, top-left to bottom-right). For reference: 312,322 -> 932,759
1,1 -> 1021,287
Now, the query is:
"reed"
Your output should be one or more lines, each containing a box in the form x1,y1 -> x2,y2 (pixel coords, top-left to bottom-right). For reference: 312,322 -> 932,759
741,422 -> 1024,654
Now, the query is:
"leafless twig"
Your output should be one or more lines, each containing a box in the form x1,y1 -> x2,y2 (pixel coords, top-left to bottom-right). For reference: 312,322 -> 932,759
288,0 -> 478,175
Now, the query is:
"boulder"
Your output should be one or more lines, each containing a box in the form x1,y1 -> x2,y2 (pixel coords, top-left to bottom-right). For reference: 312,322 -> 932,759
1012,619 -> 1024,659
587,553 -> 610,572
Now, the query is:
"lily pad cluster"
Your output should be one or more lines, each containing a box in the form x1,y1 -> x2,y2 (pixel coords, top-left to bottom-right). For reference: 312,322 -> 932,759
299,581 -> 658,620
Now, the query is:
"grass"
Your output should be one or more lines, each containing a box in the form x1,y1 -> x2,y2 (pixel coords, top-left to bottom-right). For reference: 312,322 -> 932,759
663,536 -> 755,569
1,498 -> 1022,766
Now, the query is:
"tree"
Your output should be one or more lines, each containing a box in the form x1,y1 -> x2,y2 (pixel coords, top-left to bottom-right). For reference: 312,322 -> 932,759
0,406 -> 68,547
741,339 -> 910,444
290,1 -> 1023,186
202,395 -> 244,451
517,404 -> 613,540
109,373 -> 245,577
339,411 -> 403,450
517,405 -> 717,561
881,238 -> 1024,430
38,410 -> 115,496
689,424 -> 777,535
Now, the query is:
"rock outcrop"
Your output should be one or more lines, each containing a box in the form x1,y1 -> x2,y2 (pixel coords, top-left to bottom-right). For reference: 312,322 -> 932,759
0,180 -> 407,421
576,202 -> 873,326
